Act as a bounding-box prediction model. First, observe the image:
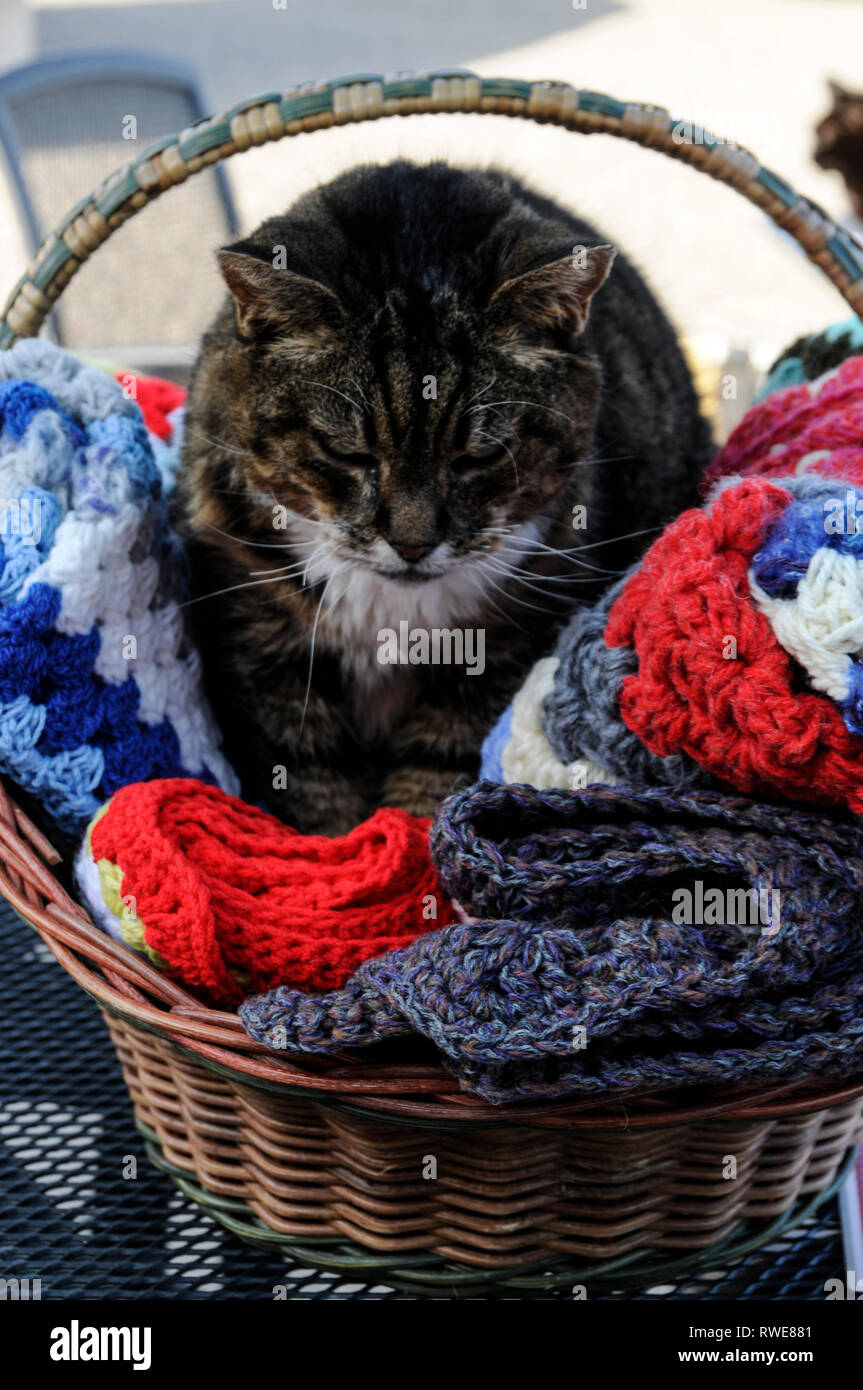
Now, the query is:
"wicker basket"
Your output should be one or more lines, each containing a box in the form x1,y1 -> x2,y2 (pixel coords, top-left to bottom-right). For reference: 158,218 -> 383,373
4,71 -> 863,1297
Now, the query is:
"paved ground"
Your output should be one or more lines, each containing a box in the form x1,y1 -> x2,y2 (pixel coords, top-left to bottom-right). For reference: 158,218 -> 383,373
2,0 -> 863,362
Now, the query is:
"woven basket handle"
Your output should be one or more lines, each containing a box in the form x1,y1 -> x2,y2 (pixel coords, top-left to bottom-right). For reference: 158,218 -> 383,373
3,69 -> 863,344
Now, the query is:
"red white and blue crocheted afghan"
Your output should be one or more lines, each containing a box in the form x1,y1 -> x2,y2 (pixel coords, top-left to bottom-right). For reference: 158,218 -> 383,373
0,341 -> 236,838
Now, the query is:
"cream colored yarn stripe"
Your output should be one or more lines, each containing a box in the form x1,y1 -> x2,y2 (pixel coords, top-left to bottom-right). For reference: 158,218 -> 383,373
500,656 -> 619,791
3,69 -> 863,347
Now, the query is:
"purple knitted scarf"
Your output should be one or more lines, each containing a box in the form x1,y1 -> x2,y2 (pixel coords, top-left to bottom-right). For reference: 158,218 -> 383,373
239,783 -> 863,1105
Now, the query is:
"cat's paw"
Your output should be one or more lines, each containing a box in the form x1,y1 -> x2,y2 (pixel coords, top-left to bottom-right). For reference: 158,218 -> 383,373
380,766 -> 470,820
263,781 -> 370,837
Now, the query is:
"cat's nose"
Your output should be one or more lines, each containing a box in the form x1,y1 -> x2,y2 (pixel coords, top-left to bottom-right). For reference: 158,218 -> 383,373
391,541 -> 435,563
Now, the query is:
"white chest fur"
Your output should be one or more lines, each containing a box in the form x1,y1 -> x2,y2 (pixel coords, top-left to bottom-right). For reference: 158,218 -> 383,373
277,513 -> 545,737
322,563 -> 485,735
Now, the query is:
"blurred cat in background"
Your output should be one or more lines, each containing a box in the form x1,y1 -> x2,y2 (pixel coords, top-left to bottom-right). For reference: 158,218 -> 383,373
815,79 -> 863,221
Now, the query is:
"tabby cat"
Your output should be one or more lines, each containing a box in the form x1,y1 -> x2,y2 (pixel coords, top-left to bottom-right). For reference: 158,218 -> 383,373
175,161 -> 712,834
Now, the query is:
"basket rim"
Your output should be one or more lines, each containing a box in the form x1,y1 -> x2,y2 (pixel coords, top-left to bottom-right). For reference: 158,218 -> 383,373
3,776 -> 863,1129
3,68 -> 863,344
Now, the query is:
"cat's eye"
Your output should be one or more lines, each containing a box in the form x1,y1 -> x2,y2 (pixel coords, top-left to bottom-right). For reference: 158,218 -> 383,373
326,445 -> 378,469
450,442 -> 507,472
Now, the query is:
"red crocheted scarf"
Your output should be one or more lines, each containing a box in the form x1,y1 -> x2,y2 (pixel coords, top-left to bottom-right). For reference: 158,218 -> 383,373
88,779 -> 455,1004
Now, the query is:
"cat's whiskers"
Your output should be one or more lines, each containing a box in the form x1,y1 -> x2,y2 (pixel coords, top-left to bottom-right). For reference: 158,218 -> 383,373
474,559 -> 570,616
247,494 -> 329,531
463,567 -> 528,633
247,561 -> 310,578
485,555 -> 609,586
249,542 -> 326,577
518,524 -> 664,557
470,403 -> 514,441
478,522 -> 620,576
302,542 -> 334,588
489,519 -> 662,564
299,562 -> 350,735
179,570 -> 314,608
485,557 -> 571,602
485,558 -> 604,602
466,398 -> 578,428
203,520 -> 325,552
461,377 -> 497,411
180,538 -> 331,603
291,377 -> 366,417
183,425 -> 256,459
504,548 -> 620,577
345,376 -> 371,414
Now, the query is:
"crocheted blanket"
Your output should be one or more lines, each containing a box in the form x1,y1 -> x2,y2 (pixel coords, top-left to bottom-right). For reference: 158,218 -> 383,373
0,341 -> 235,839
241,782 -> 863,1104
481,337 -> 863,812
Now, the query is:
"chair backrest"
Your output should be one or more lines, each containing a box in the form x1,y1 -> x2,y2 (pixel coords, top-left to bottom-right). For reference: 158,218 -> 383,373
0,50 -> 239,354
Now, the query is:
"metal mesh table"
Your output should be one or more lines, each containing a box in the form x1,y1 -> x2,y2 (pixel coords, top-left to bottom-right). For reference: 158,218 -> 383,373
0,901 -> 848,1301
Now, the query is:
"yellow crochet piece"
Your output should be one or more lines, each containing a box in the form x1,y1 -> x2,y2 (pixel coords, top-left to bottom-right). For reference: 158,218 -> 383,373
85,805 -> 166,968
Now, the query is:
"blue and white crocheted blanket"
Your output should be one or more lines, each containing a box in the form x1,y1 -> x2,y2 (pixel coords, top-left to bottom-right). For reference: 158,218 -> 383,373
0,340 -> 236,838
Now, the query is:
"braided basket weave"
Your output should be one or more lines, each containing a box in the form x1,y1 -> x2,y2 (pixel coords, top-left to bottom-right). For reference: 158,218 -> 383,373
4,71 -> 863,1296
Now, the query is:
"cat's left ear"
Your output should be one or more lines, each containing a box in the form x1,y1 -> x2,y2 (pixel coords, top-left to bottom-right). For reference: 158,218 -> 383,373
488,245 -> 616,347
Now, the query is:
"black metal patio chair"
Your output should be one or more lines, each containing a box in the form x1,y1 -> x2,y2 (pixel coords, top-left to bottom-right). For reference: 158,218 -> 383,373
0,49 -> 239,374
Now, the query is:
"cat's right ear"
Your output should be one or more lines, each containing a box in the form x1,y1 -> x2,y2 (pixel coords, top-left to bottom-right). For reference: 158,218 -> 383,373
217,249 -> 344,346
